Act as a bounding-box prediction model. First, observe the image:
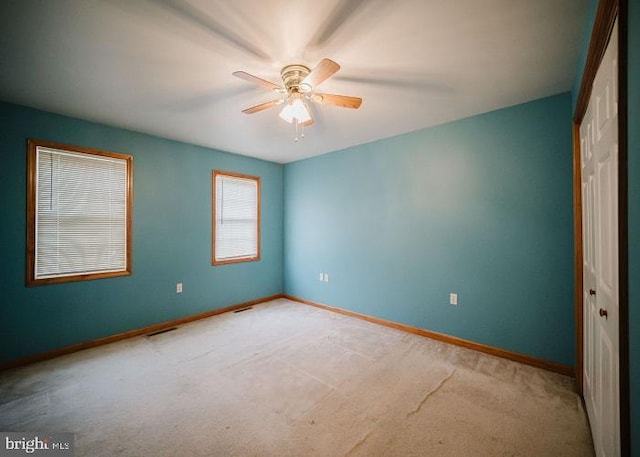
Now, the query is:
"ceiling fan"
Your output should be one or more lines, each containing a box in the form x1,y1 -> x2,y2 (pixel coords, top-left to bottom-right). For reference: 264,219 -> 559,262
233,58 -> 362,141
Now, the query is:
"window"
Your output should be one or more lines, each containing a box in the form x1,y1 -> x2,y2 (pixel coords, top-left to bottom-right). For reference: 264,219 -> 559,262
212,170 -> 260,265
26,139 -> 133,286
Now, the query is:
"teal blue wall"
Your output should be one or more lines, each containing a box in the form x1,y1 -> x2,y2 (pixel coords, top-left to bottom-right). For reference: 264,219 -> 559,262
284,93 -> 575,366
0,102 -> 284,364
628,0 -> 639,452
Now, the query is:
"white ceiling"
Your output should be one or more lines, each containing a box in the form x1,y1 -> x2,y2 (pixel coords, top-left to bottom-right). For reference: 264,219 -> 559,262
0,0 -> 587,164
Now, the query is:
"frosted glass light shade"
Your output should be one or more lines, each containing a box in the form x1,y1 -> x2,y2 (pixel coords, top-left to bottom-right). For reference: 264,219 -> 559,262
279,98 -> 311,124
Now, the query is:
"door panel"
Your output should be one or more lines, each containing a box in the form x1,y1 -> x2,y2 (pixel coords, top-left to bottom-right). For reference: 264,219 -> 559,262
597,147 -> 615,296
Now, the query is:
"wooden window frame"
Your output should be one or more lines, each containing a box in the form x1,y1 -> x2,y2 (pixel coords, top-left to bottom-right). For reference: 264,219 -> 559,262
212,170 -> 261,266
26,139 -> 133,286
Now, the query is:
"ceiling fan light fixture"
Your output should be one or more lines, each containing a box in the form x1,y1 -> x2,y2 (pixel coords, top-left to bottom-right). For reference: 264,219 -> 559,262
279,97 -> 312,124
299,83 -> 313,93
234,58 -> 361,142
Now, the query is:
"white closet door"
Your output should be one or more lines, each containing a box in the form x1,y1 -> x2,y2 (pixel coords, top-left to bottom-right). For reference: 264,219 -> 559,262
580,18 -> 619,457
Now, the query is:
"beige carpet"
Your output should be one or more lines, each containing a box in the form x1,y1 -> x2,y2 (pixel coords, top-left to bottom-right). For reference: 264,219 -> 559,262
0,298 -> 594,456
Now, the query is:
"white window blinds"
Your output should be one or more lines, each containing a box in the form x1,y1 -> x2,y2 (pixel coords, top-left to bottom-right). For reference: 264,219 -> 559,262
214,172 -> 259,263
34,146 -> 129,279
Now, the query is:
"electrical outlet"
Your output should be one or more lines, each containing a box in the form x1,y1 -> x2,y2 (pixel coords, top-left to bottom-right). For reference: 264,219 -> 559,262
449,293 -> 457,306
177,282 -> 183,294
319,273 -> 324,281
323,273 -> 329,283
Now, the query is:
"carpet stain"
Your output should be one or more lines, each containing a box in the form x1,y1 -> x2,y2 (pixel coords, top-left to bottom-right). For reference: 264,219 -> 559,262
406,368 -> 456,419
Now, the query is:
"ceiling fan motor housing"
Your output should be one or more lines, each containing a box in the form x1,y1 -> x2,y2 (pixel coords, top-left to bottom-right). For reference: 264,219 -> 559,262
281,64 -> 311,94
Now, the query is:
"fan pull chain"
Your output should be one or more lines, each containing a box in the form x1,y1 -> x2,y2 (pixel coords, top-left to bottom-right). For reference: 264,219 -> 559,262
293,119 -> 306,142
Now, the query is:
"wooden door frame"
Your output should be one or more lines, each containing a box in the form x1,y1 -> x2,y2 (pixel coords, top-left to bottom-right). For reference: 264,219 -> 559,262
572,0 -> 629,455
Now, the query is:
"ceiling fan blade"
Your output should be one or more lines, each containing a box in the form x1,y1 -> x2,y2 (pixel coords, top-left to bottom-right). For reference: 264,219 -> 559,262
301,118 -> 314,127
233,71 -> 283,92
301,59 -> 340,89
311,93 -> 362,109
242,99 -> 282,114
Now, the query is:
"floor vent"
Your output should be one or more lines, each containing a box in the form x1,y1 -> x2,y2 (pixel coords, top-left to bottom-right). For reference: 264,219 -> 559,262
146,327 -> 178,337
233,307 -> 253,313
